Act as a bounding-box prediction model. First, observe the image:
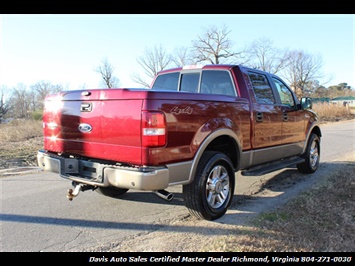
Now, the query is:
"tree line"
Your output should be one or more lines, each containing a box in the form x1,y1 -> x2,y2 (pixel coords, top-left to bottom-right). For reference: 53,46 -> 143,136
1,25 -> 353,122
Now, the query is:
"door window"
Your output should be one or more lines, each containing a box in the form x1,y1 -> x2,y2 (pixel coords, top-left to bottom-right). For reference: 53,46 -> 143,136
273,77 -> 295,107
248,72 -> 275,104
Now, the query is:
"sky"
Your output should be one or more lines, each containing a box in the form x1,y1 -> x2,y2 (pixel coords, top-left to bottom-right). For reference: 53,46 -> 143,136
1,14 -> 354,91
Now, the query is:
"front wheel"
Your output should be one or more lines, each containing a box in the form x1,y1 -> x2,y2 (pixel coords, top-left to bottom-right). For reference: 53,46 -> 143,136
183,151 -> 235,221
297,133 -> 320,173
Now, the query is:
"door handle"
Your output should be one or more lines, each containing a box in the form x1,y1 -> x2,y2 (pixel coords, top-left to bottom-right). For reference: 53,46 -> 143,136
283,113 -> 288,121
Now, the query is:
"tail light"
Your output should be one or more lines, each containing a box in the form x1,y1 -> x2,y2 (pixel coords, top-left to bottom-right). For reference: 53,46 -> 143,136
142,111 -> 166,147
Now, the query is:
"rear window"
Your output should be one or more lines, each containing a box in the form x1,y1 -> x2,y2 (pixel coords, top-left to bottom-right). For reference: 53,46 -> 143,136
151,69 -> 236,96
180,73 -> 199,93
151,73 -> 179,91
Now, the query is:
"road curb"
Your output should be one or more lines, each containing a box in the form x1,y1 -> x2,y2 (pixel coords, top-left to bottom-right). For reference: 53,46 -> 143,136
0,167 -> 43,176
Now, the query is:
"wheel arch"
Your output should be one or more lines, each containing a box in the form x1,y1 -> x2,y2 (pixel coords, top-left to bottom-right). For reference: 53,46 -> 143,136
302,125 -> 322,155
188,128 -> 241,184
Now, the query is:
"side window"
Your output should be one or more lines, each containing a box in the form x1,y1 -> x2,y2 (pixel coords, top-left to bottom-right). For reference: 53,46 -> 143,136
201,70 -> 235,96
180,73 -> 200,93
273,78 -> 295,107
248,72 -> 275,104
151,73 -> 179,90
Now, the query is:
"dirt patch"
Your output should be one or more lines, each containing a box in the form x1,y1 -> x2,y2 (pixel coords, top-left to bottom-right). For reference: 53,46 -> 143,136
0,137 -> 42,166
0,136 -> 43,173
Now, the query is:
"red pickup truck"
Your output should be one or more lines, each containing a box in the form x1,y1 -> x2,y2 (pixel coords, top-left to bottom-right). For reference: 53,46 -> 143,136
37,64 -> 321,221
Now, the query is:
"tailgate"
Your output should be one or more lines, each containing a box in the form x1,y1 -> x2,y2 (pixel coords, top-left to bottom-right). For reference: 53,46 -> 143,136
43,89 -> 145,164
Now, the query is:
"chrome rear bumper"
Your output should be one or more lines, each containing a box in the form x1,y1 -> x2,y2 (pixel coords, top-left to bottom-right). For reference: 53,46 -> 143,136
37,150 -> 170,191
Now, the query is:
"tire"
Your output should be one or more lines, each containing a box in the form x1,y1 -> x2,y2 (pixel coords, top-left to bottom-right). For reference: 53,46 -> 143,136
297,133 -> 320,174
183,151 -> 235,221
95,187 -> 129,198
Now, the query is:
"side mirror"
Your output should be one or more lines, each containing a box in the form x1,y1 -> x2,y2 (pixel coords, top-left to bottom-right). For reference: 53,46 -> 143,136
300,97 -> 312,109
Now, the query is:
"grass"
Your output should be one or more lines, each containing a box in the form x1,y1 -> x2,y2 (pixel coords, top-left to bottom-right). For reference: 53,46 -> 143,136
0,104 -> 354,252
312,102 -> 355,122
204,163 -> 355,252
0,120 -> 43,169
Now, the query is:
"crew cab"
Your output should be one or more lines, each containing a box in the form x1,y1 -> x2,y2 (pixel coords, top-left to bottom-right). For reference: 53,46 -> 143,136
37,64 -> 321,221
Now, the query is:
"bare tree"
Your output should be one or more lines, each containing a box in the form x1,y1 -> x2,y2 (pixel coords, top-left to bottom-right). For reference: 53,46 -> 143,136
1,82 -> 66,121
191,25 -> 248,65
313,85 -> 328,98
171,46 -> 195,67
31,81 -> 64,110
0,86 -> 12,123
95,58 -> 120,88
247,37 -> 289,74
132,45 -> 173,87
130,73 -> 151,88
11,83 -> 31,119
281,50 -> 324,97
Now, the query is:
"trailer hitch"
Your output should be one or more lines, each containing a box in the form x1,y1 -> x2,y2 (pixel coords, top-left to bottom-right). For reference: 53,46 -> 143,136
66,182 -> 96,201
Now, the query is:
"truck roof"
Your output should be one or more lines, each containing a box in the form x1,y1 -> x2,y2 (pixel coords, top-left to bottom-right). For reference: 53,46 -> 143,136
157,64 -> 238,75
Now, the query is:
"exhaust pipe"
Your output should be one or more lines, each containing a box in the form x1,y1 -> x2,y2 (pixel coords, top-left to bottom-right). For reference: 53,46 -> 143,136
153,189 -> 174,201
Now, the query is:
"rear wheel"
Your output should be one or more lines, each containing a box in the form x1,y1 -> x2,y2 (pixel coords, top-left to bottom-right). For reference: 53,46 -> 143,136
183,151 -> 235,221
297,133 -> 320,173
95,187 -> 129,198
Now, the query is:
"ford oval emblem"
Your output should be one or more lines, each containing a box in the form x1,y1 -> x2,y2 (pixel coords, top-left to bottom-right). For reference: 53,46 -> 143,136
78,123 -> 92,133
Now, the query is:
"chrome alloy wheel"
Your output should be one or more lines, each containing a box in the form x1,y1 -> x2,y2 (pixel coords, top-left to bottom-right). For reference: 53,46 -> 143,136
309,139 -> 319,169
206,165 -> 230,209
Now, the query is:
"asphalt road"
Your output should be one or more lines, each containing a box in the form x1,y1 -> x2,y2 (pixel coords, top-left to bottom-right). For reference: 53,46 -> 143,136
0,120 -> 354,252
